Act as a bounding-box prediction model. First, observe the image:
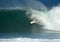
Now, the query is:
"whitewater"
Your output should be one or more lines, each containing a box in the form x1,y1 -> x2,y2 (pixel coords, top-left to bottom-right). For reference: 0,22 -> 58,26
0,0 -> 60,42
26,7 -> 60,33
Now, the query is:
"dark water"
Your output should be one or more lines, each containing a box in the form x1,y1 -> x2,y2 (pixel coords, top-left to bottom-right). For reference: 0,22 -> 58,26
0,9 -> 31,33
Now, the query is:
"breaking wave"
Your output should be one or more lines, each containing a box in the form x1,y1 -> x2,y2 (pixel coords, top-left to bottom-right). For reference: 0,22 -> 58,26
0,0 -> 60,33
0,0 -> 60,42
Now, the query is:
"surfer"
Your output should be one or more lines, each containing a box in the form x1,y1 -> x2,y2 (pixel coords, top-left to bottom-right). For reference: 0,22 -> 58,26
30,17 -> 36,24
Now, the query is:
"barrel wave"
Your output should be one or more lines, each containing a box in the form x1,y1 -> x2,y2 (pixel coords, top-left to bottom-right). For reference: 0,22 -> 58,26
0,0 -> 47,33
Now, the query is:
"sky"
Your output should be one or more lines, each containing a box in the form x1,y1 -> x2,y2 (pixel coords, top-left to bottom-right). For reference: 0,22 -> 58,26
39,0 -> 60,8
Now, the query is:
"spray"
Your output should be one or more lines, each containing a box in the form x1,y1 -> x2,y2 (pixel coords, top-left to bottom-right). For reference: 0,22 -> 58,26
26,5 -> 60,33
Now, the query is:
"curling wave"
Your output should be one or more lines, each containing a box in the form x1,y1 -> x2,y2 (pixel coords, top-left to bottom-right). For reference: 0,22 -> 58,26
0,0 -> 60,34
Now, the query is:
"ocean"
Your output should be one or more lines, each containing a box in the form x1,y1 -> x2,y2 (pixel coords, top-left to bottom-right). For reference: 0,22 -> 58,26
0,0 -> 60,42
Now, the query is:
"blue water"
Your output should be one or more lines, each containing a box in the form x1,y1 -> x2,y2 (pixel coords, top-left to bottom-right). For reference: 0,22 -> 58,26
0,33 -> 60,39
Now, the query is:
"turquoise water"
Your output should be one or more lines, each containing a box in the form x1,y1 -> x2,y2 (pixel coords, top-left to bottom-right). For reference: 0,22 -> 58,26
0,9 -> 31,33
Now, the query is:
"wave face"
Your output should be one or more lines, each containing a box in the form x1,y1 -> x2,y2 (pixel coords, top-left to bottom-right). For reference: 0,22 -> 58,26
0,8 -> 60,33
0,9 -> 48,33
0,9 -> 31,33
0,0 -> 48,33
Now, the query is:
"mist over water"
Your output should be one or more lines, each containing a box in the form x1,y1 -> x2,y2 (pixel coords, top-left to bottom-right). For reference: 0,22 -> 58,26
48,6 -> 60,31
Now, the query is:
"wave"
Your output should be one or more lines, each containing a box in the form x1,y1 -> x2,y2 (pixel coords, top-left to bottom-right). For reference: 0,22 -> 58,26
0,8 -> 60,34
0,9 -> 48,33
0,0 -> 60,34
0,0 -> 60,42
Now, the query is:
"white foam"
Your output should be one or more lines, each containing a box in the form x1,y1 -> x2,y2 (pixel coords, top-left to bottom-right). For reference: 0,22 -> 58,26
0,37 -> 60,42
26,5 -> 60,32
